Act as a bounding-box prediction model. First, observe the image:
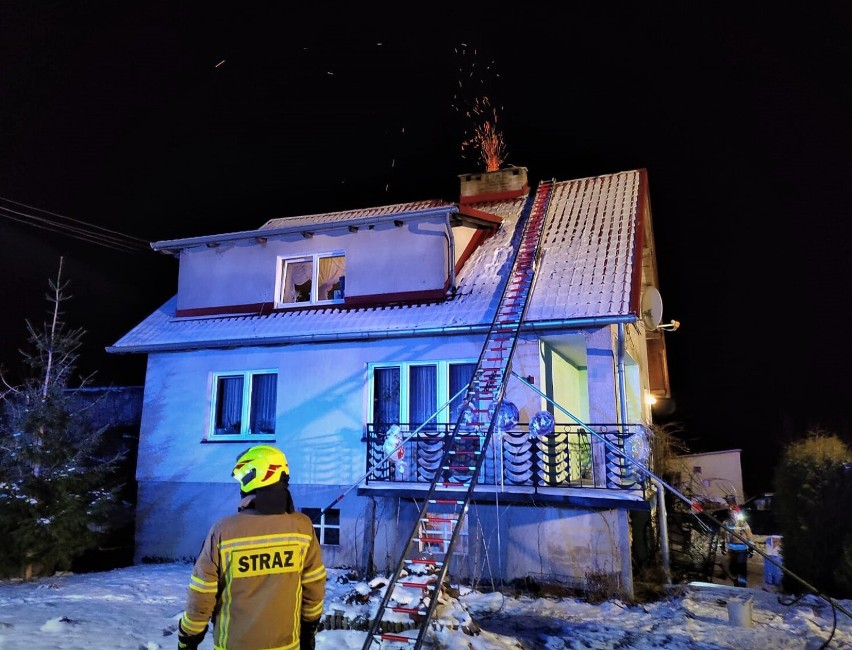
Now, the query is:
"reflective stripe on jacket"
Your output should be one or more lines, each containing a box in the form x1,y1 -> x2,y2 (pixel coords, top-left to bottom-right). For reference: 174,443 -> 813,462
723,517 -> 753,553
181,509 -> 326,650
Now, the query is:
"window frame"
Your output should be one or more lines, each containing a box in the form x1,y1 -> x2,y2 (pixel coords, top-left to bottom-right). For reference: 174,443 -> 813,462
418,511 -> 468,557
367,359 -> 477,425
208,369 -> 278,441
301,507 -> 341,546
275,251 -> 346,308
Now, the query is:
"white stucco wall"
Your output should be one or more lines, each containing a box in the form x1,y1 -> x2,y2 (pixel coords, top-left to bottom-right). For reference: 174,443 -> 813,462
133,327 -> 639,592
174,217 -> 451,311
366,497 -> 628,588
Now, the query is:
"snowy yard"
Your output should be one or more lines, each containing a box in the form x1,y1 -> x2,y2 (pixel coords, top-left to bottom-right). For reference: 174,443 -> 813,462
0,562 -> 849,649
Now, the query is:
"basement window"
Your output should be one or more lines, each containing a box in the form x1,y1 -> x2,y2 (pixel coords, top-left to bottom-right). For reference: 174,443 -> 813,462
301,508 -> 340,546
418,511 -> 468,557
210,370 -> 277,440
276,252 -> 345,307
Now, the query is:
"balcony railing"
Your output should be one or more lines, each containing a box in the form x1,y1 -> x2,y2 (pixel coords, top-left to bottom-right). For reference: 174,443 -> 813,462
364,422 -> 650,493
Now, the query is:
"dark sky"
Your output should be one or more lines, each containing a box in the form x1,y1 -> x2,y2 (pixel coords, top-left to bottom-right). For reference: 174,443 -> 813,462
2,3 -> 851,494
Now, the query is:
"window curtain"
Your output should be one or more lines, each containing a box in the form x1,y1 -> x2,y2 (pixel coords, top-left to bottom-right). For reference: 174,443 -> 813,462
373,367 -> 400,431
449,363 -> 476,422
317,255 -> 346,300
283,259 -> 313,303
409,365 -> 437,426
249,373 -> 277,435
215,375 -> 244,434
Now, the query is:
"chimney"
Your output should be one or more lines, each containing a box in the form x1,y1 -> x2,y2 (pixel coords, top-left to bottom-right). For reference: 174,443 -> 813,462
459,166 -> 529,204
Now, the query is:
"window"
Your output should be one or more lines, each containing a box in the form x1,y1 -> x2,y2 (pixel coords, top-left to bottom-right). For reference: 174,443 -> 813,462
369,360 -> 476,426
210,370 -> 277,439
301,508 -> 340,545
418,512 -> 468,556
277,252 -> 345,306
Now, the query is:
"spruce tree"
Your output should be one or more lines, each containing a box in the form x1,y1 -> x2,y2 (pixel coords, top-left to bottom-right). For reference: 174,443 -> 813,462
0,258 -> 126,579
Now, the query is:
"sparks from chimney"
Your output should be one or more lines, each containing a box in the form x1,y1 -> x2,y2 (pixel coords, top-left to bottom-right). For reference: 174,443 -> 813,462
453,44 -> 507,172
461,96 -> 506,172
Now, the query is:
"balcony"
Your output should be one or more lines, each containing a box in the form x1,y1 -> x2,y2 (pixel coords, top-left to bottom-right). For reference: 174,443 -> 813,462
359,422 -> 652,511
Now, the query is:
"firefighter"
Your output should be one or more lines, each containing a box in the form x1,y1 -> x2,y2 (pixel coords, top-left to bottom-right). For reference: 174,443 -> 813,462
177,445 -> 326,650
720,500 -> 754,587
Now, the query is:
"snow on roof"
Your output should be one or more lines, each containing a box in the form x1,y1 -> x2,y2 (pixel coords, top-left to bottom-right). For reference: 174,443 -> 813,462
259,199 -> 455,230
109,169 -> 645,353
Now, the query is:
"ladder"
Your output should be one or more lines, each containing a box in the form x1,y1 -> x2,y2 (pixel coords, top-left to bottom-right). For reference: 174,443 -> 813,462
361,179 -> 555,649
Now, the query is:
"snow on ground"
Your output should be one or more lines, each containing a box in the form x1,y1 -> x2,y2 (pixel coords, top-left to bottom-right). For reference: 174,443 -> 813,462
0,562 -> 850,649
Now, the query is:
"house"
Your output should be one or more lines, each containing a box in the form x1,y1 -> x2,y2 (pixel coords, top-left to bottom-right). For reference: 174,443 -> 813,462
674,449 -> 745,506
107,166 -> 674,598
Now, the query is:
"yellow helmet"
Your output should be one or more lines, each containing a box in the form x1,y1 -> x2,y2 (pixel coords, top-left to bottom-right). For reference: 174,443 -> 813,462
232,445 -> 289,492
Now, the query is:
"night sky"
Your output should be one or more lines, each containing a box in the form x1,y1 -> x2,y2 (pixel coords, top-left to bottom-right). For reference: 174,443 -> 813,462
2,3 -> 851,494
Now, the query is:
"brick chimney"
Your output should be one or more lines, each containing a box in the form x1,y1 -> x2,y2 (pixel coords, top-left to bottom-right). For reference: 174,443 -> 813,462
458,166 -> 529,204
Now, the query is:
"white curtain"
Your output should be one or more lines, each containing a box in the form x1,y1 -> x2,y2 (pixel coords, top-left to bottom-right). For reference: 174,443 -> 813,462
318,255 -> 345,300
283,259 -> 313,303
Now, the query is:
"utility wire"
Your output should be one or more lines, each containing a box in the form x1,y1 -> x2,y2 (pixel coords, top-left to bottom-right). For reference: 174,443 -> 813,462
0,196 -> 152,253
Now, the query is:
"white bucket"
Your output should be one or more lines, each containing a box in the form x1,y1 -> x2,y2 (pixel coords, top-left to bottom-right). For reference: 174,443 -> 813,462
727,596 -> 754,628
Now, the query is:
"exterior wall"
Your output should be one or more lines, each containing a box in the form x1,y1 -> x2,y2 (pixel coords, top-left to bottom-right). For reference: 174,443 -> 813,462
538,338 -> 589,424
135,333 -> 537,561
132,328 -> 634,585
174,216 -> 451,312
367,497 -> 628,588
624,322 -> 654,424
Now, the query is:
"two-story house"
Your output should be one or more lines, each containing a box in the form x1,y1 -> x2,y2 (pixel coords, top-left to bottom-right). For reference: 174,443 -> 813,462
108,166 -> 673,599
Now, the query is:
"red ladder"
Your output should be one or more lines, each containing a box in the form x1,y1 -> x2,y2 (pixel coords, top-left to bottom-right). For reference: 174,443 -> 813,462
361,179 -> 555,649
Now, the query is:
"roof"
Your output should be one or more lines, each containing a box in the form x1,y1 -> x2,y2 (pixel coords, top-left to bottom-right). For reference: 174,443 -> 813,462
151,200 -> 456,254
109,169 -> 647,353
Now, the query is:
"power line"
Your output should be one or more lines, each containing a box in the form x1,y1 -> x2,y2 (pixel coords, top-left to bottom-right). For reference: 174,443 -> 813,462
0,196 -> 152,253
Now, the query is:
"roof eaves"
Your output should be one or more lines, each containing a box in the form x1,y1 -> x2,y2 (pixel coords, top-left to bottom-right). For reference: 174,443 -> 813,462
151,205 -> 459,255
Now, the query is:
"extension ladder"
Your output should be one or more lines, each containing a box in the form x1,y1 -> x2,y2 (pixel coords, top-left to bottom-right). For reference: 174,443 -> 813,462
361,179 -> 555,649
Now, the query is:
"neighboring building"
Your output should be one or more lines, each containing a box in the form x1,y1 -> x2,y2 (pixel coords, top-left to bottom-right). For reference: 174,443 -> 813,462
675,449 -> 745,506
107,167 -> 674,598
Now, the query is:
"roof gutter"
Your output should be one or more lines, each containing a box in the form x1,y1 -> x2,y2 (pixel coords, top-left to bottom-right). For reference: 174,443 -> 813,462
106,315 -> 638,355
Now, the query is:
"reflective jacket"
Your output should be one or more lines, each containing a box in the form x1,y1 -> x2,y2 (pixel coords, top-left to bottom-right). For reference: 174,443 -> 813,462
180,505 -> 326,650
722,515 -> 753,553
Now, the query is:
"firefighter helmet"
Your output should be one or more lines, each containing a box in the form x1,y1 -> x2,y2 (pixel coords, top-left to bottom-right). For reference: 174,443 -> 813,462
232,445 -> 289,493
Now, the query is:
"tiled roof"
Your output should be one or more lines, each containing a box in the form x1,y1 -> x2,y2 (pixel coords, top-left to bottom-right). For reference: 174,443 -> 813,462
260,200 -> 455,230
109,169 -> 644,353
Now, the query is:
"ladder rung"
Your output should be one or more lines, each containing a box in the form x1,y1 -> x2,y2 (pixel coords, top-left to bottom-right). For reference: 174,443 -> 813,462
399,580 -> 433,588
392,606 -> 426,615
409,557 -> 443,565
415,537 -> 447,544
430,499 -> 464,504
380,633 -> 415,643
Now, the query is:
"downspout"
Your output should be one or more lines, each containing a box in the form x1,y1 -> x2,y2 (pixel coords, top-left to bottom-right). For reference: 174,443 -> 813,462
653,478 -> 672,584
615,322 -> 634,600
617,322 -> 670,586
444,212 -> 457,293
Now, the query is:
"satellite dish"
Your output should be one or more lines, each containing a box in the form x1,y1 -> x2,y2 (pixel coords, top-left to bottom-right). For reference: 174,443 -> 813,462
641,286 -> 663,330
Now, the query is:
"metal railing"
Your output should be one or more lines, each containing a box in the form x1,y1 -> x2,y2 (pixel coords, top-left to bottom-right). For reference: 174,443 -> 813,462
364,422 -> 649,492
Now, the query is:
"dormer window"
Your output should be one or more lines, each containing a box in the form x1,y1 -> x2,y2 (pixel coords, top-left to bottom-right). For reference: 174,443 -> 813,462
276,252 -> 345,307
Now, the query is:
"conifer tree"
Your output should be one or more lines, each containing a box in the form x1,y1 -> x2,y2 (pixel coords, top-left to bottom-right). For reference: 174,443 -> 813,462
0,258 -> 126,579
